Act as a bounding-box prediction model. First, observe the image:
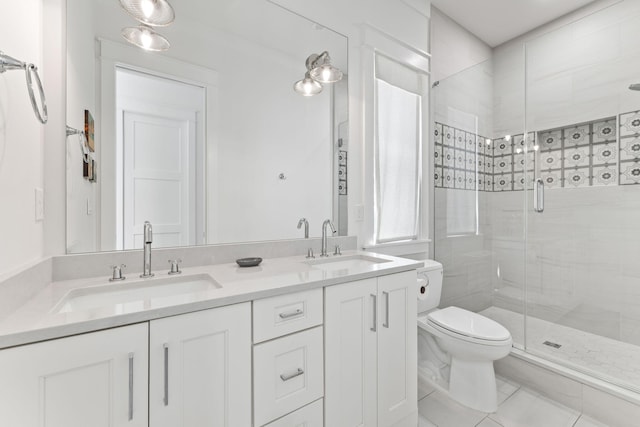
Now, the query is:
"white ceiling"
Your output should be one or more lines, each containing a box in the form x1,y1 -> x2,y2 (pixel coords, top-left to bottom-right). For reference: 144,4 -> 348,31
430,0 -> 599,47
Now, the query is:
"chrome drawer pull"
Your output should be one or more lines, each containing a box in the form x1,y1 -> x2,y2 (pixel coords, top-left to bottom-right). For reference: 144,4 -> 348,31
128,352 -> 134,421
163,344 -> 169,406
370,294 -> 377,332
280,368 -> 304,382
279,309 -> 303,319
383,291 -> 390,328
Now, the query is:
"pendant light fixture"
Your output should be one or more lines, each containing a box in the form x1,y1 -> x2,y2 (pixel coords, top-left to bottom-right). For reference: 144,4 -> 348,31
119,0 -> 175,26
293,71 -> 323,96
121,25 -> 170,51
293,50 -> 343,96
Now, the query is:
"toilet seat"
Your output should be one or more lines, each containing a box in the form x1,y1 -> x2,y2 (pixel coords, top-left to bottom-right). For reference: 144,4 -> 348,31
425,307 -> 511,344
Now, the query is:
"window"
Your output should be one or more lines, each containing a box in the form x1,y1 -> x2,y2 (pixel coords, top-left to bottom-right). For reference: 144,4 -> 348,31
374,78 -> 422,243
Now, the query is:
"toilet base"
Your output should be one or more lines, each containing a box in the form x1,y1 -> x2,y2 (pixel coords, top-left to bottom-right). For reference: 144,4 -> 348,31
449,357 -> 498,412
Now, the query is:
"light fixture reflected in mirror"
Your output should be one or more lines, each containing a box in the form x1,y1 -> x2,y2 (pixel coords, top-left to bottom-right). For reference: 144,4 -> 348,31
308,51 -> 343,83
293,71 -> 323,96
119,0 -> 175,26
294,50 -> 343,96
121,25 -> 170,51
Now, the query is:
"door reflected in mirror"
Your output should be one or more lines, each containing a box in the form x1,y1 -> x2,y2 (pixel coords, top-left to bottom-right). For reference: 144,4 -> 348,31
66,0 -> 348,253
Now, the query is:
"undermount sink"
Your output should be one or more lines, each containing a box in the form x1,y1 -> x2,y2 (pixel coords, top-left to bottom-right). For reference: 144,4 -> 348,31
304,254 -> 391,271
53,274 -> 221,314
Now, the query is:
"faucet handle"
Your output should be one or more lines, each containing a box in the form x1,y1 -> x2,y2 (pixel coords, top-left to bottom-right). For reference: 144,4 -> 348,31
168,259 -> 182,275
109,264 -> 126,282
333,245 -> 342,256
306,248 -> 315,259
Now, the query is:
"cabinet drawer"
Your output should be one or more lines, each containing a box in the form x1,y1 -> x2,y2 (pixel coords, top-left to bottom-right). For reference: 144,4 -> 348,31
263,399 -> 323,427
253,288 -> 323,343
254,327 -> 324,426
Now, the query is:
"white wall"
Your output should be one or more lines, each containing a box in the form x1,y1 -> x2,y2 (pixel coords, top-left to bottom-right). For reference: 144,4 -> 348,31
0,0 -> 45,277
494,0 -> 640,134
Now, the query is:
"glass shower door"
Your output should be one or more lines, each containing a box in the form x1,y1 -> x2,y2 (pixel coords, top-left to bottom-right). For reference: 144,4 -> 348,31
522,0 -> 640,392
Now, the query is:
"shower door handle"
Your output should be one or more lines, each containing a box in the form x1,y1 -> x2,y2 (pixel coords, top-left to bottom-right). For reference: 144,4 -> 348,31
533,178 -> 544,213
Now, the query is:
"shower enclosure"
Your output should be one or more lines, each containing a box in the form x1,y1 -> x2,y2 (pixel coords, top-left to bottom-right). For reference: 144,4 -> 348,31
433,0 -> 640,394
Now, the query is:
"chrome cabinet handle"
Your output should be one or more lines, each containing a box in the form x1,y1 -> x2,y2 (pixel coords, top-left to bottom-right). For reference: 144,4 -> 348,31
280,368 -> 304,382
383,291 -> 390,328
370,294 -> 377,332
163,344 -> 169,406
128,352 -> 134,421
279,309 -> 303,319
534,178 -> 544,213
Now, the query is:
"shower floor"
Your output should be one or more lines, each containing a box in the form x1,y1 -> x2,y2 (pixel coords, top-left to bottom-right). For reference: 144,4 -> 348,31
481,306 -> 640,391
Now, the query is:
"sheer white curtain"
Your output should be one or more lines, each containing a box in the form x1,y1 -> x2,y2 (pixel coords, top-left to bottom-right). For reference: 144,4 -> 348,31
375,78 -> 422,243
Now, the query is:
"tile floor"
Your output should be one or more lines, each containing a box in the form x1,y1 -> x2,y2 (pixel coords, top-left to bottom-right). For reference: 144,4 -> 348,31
480,306 -> 640,391
418,376 -> 609,427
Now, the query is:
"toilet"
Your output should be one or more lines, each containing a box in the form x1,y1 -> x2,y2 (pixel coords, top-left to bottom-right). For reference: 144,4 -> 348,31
417,260 -> 512,412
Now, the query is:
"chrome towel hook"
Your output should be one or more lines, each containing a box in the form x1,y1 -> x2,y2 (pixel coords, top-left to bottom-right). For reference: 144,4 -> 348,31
0,51 -> 48,124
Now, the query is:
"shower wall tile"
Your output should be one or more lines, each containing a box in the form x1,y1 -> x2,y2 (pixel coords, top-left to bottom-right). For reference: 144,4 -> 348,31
454,129 -> 466,149
466,152 -> 476,171
443,146 -> 455,168
540,150 -> 562,170
434,123 -> 443,144
620,137 -> 640,162
443,125 -> 454,145
539,129 -> 562,151
434,167 -> 443,187
443,168 -> 454,188
564,146 -> 590,168
592,119 -> 616,143
592,142 -> 617,165
454,149 -> 466,170
620,161 -> 640,185
563,124 -> 590,146
592,165 -> 617,186
619,110 -> 640,137
434,144 -> 443,166
454,170 -> 466,189
494,174 -> 512,191
540,169 -> 563,189
465,171 -> 476,190
564,167 -> 590,188
513,171 -> 534,191
494,156 -> 513,174
494,138 -> 513,156
466,132 -> 476,151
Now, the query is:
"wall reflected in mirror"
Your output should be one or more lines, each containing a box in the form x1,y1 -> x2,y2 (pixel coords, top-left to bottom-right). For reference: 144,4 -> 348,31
66,0 -> 348,253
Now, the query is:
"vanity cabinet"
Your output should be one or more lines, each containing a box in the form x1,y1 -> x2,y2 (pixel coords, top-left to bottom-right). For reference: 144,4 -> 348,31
0,303 -> 251,427
325,270 -> 417,427
0,323 -> 149,427
149,303 -> 251,427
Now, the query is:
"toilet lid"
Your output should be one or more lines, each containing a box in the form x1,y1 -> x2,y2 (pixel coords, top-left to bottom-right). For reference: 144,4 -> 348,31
427,307 -> 511,342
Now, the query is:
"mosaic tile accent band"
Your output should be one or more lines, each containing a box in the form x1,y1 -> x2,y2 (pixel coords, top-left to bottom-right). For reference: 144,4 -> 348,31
619,111 -> 640,185
435,110 -> 640,191
338,150 -> 348,195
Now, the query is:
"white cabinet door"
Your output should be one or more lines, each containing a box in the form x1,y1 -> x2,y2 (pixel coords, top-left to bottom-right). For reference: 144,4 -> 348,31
377,271 -> 417,427
0,323 -> 149,427
149,303 -> 252,427
324,277 -> 378,427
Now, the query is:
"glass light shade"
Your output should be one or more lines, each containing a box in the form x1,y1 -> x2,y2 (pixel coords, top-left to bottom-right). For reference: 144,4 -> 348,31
309,64 -> 343,83
294,72 -> 323,96
122,25 -> 170,51
119,0 -> 175,26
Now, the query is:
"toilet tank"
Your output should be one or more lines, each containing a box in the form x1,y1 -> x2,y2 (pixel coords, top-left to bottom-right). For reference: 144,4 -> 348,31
417,260 -> 443,314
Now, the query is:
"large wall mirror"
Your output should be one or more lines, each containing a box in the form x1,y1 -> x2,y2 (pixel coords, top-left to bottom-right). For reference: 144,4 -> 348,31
66,0 -> 348,253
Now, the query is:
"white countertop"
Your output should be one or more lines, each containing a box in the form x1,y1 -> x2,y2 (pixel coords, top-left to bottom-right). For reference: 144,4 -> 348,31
0,251 -> 421,349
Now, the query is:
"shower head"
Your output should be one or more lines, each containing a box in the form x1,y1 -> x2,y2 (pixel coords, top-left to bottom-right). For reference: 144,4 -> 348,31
432,81 -> 440,88
629,83 -> 640,91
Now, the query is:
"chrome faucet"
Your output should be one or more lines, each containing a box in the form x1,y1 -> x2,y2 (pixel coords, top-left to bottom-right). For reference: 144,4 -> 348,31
321,219 -> 336,257
297,218 -> 309,238
140,221 -> 154,278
